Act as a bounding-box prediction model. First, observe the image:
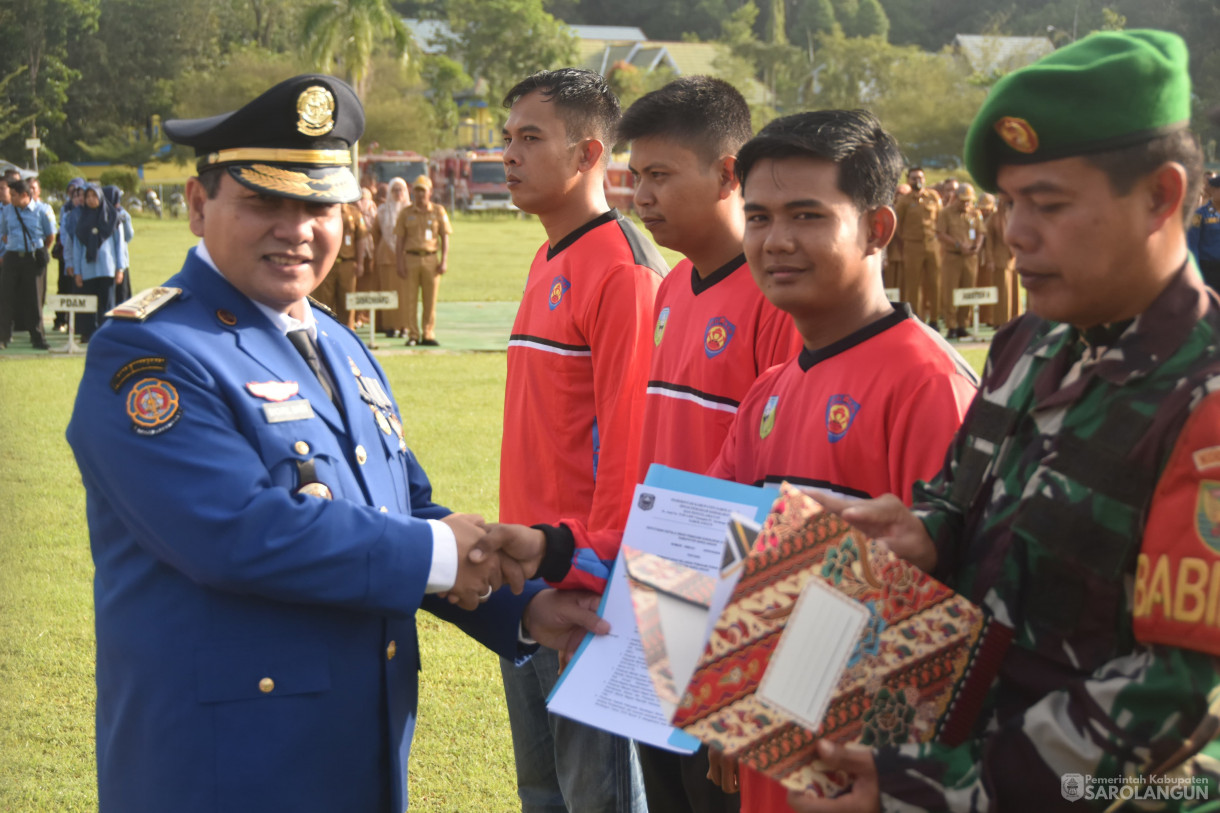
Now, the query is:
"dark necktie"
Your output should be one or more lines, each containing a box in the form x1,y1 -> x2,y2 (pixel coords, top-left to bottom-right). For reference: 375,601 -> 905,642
286,328 -> 340,410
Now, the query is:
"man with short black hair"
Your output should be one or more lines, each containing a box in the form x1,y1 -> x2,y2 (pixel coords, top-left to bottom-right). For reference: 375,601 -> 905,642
497,67 -> 667,813
700,107 -> 979,812
0,177 -> 55,349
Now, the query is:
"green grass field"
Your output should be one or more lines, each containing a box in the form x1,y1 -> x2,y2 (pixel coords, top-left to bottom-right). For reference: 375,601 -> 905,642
0,213 -> 987,812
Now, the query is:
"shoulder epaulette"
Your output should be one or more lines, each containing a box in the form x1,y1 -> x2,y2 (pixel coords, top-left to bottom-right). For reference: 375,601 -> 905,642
308,296 -> 337,318
106,287 -> 183,321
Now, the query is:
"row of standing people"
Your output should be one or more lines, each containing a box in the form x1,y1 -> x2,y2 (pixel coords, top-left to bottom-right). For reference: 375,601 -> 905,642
310,174 -> 452,346
0,172 -> 57,349
889,168 -> 1023,339
0,171 -> 135,350
57,178 -> 135,342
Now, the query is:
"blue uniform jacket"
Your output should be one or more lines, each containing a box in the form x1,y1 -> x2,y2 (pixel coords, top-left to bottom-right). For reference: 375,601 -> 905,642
67,249 -> 539,812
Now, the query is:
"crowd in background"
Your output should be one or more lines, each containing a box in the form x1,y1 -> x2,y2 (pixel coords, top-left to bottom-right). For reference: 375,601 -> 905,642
308,173 -> 452,347
886,169 -> 1022,341
0,168 -> 134,351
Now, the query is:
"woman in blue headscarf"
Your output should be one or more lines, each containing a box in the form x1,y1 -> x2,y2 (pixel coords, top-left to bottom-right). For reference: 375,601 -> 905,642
105,185 -> 135,301
72,183 -> 128,341
53,177 -> 88,331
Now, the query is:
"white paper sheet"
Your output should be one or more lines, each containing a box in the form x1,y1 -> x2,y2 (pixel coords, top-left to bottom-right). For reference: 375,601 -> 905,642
546,483 -> 763,753
756,579 -> 869,731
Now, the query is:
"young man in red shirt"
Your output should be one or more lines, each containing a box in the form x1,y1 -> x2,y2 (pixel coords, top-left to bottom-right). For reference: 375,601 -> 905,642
486,109 -> 976,811
497,68 -> 667,813
702,110 -> 979,811
620,75 -> 801,813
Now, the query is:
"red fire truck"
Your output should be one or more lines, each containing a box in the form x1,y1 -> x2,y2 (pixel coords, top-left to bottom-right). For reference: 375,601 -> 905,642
432,149 -> 515,212
359,149 -> 430,188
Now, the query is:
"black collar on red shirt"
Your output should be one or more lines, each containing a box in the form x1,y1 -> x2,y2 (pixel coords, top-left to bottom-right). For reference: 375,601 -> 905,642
546,209 -> 618,260
797,302 -> 912,371
690,253 -> 747,296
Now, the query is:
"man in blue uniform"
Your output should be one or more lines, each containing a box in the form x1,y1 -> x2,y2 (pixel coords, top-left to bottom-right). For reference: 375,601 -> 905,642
66,74 -> 607,813
0,177 -> 55,349
1188,174 -> 1220,289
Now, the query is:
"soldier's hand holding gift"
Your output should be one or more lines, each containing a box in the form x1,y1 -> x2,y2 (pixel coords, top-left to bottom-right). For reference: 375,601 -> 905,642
812,493 -> 937,574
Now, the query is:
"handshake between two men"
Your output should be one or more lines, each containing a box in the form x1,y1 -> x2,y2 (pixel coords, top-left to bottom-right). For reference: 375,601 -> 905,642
438,516 -> 598,657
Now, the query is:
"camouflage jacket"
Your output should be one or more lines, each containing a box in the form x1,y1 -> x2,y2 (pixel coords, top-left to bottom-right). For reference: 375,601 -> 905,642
875,263 -> 1220,811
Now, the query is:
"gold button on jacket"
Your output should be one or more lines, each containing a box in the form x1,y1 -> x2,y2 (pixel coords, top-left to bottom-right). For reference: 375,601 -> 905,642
259,677 -> 275,693
386,641 -> 397,660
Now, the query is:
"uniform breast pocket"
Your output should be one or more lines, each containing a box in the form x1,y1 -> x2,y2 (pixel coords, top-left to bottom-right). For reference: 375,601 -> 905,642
1010,489 -> 1140,671
249,419 -> 346,495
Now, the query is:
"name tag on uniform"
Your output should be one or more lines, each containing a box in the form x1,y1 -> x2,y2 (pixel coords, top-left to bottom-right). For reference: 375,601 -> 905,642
968,228 -> 976,240
263,399 -> 315,423
424,228 -> 432,241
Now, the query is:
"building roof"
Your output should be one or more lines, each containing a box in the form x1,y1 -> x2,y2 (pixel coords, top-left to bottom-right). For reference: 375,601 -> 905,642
953,34 -> 1055,76
567,25 -> 647,42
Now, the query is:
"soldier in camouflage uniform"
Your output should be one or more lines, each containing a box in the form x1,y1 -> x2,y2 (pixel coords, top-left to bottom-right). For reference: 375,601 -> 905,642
791,30 -> 1220,813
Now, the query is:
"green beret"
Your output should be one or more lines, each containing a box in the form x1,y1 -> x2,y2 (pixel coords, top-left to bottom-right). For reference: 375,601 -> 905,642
964,29 -> 1191,193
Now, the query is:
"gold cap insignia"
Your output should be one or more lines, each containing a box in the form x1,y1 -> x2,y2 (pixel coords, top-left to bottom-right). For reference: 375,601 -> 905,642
297,86 -> 336,137
995,117 -> 1039,154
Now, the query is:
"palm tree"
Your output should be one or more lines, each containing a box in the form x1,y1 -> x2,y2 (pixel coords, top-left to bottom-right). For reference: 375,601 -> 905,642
302,0 -> 410,99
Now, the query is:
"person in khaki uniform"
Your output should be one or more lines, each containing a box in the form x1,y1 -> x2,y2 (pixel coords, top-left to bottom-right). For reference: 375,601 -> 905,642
982,195 -> 1018,326
371,178 -> 410,337
395,174 -> 451,346
935,182 -> 985,339
893,167 -> 942,328
883,181 -> 911,291
312,201 -> 366,328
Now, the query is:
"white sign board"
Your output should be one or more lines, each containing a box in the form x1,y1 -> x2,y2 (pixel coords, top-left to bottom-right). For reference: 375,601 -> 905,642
50,294 -> 97,312
952,286 -> 999,307
25,138 -> 41,149
345,291 -> 399,310
884,287 -> 900,301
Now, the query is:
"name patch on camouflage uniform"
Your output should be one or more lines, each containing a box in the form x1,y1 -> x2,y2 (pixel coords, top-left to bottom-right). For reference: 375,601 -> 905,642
1134,394 -> 1220,654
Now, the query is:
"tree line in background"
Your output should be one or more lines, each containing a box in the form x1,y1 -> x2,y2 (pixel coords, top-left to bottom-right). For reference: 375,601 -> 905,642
2,0 -> 1216,180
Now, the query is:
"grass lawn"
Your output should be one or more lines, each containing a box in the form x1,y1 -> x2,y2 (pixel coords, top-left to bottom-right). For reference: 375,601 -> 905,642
1,212 -> 988,811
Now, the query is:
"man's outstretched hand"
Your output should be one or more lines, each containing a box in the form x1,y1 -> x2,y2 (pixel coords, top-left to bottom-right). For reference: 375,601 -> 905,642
522,589 -> 609,669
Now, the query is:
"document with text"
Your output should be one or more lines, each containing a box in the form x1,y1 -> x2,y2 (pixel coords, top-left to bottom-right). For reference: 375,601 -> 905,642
547,474 -> 775,752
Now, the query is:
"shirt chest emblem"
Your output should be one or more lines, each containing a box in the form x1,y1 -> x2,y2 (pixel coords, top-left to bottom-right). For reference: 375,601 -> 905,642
548,276 -> 571,310
826,394 -> 861,443
704,316 -> 735,358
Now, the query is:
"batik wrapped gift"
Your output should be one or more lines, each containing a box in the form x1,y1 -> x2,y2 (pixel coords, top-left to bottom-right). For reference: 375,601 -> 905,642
672,483 -> 1012,795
